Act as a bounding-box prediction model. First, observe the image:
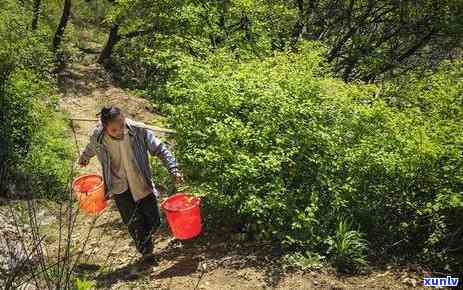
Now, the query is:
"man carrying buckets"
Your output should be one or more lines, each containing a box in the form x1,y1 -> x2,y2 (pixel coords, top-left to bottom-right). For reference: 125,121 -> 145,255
78,106 -> 184,264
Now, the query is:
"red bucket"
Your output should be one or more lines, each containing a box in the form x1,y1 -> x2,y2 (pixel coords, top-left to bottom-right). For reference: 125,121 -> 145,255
161,193 -> 202,240
72,173 -> 107,215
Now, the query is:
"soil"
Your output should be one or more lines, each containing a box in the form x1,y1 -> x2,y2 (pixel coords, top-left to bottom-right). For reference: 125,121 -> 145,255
23,199 -> 429,290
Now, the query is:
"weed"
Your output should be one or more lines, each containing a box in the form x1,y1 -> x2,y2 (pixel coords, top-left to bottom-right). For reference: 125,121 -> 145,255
326,219 -> 368,273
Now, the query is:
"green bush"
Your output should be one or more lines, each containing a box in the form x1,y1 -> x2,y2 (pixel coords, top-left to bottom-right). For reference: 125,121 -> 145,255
166,42 -> 462,272
281,251 -> 324,271
74,277 -> 96,290
0,1 -> 74,198
379,62 -> 463,271
0,68 -> 48,192
18,113 -> 74,199
0,5 -> 54,193
0,68 -> 74,198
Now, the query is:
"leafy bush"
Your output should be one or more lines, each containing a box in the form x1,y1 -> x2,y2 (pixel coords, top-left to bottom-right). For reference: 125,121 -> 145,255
74,277 -> 96,290
379,61 -> 463,271
0,68 -> 74,198
326,219 -> 367,273
0,68 -> 47,192
0,4 -> 54,193
18,113 -> 74,199
150,138 -> 177,196
0,1 -> 74,198
166,42 -> 462,272
281,251 -> 324,271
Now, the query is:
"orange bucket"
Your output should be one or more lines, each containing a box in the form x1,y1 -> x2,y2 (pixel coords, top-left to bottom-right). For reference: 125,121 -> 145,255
161,193 -> 202,240
72,173 -> 107,215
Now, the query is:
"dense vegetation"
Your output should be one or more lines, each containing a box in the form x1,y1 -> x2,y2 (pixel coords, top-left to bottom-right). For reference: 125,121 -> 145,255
1,0 -> 462,275
0,1 -> 74,198
166,46 -> 463,272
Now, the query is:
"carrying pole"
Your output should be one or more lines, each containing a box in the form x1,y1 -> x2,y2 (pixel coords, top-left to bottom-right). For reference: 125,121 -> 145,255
69,117 -> 176,135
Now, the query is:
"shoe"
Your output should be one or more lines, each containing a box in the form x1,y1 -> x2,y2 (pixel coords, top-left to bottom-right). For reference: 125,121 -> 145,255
166,237 -> 183,249
141,253 -> 159,265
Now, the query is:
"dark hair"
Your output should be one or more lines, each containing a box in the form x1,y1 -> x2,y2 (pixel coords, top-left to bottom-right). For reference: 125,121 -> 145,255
100,106 -> 122,126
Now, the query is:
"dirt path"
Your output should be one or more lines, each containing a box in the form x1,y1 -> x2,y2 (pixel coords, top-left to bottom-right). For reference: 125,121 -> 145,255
58,61 -> 163,169
50,50 -> 429,289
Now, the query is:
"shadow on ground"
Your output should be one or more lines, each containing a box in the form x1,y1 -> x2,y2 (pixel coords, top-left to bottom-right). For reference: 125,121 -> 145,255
77,227 -> 289,289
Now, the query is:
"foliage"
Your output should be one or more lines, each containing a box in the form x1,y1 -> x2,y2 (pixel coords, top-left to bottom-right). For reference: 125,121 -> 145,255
167,42 -> 462,272
0,1 -> 54,74
0,0 -> 74,197
379,61 -> 463,270
0,68 -> 74,198
281,251 -> 324,271
108,0 -> 297,92
74,277 -> 96,290
289,0 -> 463,81
0,0 -> 462,276
326,219 -> 368,273
18,113 -> 74,199
150,138 -> 177,196
93,0 -> 463,87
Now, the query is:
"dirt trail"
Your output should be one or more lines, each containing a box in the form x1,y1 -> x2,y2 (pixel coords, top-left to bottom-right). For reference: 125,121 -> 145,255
51,50 -> 428,289
58,62 -> 162,170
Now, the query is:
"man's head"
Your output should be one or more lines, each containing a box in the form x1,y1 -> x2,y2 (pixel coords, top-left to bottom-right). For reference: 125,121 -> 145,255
100,106 -> 125,139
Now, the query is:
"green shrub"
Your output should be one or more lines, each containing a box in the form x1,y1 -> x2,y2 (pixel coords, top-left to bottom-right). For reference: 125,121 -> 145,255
18,113 -> 74,199
0,68 -> 74,198
0,68 -> 49,192
166,42 -> 462,272
0,2 -> 74,198
281,251 -> 324,271
379,61 -> 463,272
74,277 -> 96,290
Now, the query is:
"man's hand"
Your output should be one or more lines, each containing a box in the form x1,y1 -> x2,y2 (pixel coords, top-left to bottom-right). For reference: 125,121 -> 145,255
170,168 -> 184,186
78,154 -> 90,167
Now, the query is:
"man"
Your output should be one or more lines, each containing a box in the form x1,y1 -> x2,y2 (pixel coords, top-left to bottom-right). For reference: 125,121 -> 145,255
78,106 -> 183,264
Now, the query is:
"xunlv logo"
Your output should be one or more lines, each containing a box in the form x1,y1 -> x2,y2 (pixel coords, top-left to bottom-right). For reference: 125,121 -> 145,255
424,276 -> 459,287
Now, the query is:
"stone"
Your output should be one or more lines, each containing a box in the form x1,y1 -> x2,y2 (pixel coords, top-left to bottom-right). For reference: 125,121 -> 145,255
0,208 -> 35,277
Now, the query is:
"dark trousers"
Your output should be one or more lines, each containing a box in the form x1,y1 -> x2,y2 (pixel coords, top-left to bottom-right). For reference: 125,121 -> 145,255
114,190 -> 161,255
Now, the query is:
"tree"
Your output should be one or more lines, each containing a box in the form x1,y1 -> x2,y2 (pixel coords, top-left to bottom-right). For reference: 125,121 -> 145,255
98,23 -> 119,66
53,0 -> 72,69
289,0 -> 463,81
97,0 -> 162,67
31,0 -> 41,31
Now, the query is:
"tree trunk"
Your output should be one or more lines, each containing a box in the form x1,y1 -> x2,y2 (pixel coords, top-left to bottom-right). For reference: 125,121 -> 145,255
219,0 -> 229,30
291,0 -> 305,42
53,0 -> 71,71
31,0 -> 41,31
53,0 -> 71,51
98,23 -> 120,67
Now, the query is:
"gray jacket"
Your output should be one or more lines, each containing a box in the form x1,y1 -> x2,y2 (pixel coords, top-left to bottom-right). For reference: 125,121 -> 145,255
82,119 -> 179,199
